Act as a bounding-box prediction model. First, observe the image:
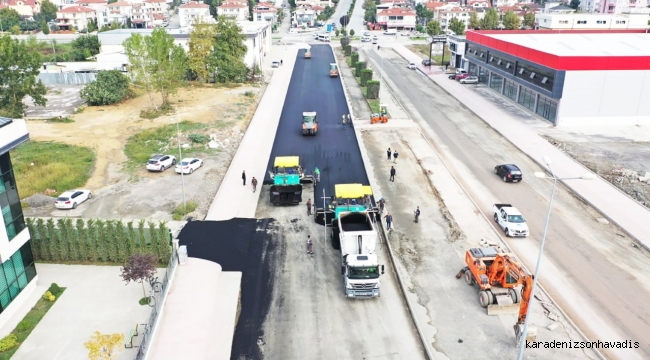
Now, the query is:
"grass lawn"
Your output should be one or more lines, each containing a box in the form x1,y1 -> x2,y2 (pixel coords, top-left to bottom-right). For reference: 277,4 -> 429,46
409,44 -> 451,65
0,285 -> 65,359
11,142 -> 95,198
123,121 -> 222,169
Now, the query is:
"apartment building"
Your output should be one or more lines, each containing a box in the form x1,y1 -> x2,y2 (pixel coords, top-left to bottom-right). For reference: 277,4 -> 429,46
253,2 -> 277,24
105,1 -> 131,27
0,118 -> 38,334
376,7 -> 416,30
295,0 -> 332,8
179,1 -> 211,27
56,5 -> 97,31
217,1 -> 249,21
0,0 -> 41,17
436,7 -> 474,30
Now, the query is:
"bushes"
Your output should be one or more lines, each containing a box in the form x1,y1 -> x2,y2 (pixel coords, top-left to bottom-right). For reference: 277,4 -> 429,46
355,61 -> 366,77
366,80 -> 380,99
80,70 -> 132,106
172,201 -> 198,220
48,283 -> 63,297
188,133 -> 209,144
0,334 -> 17,352
42,291 -> 56,302
360,69 -> 373,87
27,218 -> 171,264
350,53 -> 359,67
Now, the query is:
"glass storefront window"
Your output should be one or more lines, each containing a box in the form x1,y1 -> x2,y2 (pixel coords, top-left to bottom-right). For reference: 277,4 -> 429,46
537,95 -> 558,123
478,67 -> 489,84
0,153 -> 26,241
490,73 -> 504,93
504,80 -> 518,101
0,242 -> 36,313
518,87 -> 537,111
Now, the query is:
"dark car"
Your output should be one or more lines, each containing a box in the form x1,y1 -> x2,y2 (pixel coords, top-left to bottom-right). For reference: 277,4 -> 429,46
422,59 -> 431,66
448,73 -> 458,80
494,164 -> 523,183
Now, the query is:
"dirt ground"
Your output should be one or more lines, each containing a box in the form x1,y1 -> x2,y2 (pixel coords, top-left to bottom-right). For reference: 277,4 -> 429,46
23,84 -> 264,220
542,135 -> 650,209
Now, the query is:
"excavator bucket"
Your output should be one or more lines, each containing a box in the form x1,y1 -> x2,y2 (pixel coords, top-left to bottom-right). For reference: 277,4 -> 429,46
514,323 -> 537,345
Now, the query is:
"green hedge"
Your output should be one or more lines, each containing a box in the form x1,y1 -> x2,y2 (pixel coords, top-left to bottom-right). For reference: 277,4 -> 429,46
350,53 -> 359,68
26,218 -> 171,264
366,80 -> 380,99
355,61 -> 367,77
360,69 -> 373,87
344,44 -> 352,56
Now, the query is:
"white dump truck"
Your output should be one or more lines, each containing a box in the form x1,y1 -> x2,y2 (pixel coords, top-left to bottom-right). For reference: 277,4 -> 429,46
330,184 -> 385,298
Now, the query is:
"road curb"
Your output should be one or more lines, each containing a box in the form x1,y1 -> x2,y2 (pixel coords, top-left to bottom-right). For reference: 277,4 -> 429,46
387,46 -> 606,360
332,44 -> 436,360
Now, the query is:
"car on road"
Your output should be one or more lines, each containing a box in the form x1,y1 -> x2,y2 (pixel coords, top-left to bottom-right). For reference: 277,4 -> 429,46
175,158 -> 203,174
272,61 -> 280,68
363,32 -> 370,36
146,154 -> 177,172
407,62 -> 416,69
492,204 -> 529,237
400,31 -> 411,36
422,59 -> 431,66
448,73 -> 459,80
55,190 -> 92,209
494,164 -> 523,182
460,76 -> 479,84
372,38 -> 377,44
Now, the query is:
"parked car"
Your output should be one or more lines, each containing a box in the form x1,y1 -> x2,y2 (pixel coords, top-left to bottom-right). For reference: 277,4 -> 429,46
146,154 -> 177,172
407,62 -> 416,70
448,74 -> 459,80
460,76 -> 479,84
272,61 -> 280,68
492,204 -> 529,237
175,158 -> 203,174
422,59 -> 431,66
455,73 -> 469,81
55,190 -> 92,209
494,164 -> 523,182
400,31 -> 411,36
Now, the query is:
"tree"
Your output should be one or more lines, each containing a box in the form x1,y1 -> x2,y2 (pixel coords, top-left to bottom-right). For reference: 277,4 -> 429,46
123,33 -> 157,108
503,10 -> 521,30
0,35 -> 47,118
81,70 -> 131,105
71,35 -> 101,60
335,29 -> 340,36
0,8 -> 21,31
426,20 -> 442,36
480,8 -> 500,30
210,16 -> 247,83
188,20 -> 217,82
120,253 -> 157,298
84,332 -> 124,360
468,12 -> 480,29
569,0 -> 580,9
40,0 -> 59,22
41,20 -> 50,35
523,11 -> 535,29
449,17 -> 465,35
349,29 -> 355,36
339,14 -> 349,27
363,0 -> 376,23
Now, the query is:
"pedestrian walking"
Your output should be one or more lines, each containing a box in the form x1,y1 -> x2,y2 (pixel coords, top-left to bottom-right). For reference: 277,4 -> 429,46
378,198 -> 385,213
390,166 -> 396,182
251,177 -> 258,193
384,213 -> 393,231
387,147 -> 392,161
314,167 -> 320,183
347,114 -> 352,124
281,59 -> 283,66
307,198 -> 312,216
306,235 -> 313,254
393,150 -> 399,164
414,206 -> 420,223
342,114 -> 347,129
242,170 -> 246,186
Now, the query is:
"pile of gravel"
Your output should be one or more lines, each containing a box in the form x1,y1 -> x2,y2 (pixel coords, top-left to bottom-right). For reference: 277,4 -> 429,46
23,194 -> 54,208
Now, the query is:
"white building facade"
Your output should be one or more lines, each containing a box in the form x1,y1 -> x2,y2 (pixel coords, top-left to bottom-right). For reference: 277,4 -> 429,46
376,7 -> 416,30
0,118 -> 39,338
179,1 -> 212,27
55,5 -> 97,31
217,1 -> 249,21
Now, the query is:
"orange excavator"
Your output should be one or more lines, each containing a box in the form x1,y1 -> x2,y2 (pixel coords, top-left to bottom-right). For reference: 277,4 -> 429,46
455,247 -> 536,342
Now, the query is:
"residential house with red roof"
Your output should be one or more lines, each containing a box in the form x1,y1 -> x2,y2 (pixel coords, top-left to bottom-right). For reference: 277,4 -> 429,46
376,7 -> 416,30
0,0 -> 40,17
56,5 -> 97,31
253,2 -> 277,24
217,1 -> 248,21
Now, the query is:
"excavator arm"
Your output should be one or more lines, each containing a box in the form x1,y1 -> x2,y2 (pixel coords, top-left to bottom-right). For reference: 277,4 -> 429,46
517,275 -> 534,325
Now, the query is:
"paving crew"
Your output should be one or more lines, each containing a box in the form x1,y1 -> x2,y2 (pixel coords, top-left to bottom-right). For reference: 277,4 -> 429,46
384,213 -> 393,231
387,147 -> 392,161
307,198 -> 313,216
314,167 -> 320,183
306,235 -> 313,254
390,166 -> 396,182
251,177 -> 258,193
393,150 -> 399,164
414,206 -> 420,223
242,170 -> 246,186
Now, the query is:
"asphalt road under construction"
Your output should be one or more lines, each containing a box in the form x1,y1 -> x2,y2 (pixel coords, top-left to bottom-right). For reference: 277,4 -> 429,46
180,45 -> 425,360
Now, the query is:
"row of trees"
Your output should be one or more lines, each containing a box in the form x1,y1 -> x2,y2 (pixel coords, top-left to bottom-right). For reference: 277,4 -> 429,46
414,6 -> 536,35
26,218 -> 171,264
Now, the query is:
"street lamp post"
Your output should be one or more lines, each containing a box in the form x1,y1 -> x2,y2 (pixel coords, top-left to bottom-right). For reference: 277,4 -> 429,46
176,122 -> 187,208
515,157 -> 595,359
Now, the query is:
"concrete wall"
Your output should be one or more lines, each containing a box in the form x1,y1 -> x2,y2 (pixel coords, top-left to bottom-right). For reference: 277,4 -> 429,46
558,69 -> 650,125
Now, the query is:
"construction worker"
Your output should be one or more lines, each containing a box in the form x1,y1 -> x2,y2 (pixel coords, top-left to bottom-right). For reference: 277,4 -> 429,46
251,177 -> 258,193
307,198 -> 313,216
242,170 -> 246,186
387,147 -> 392,161
414,206 -> 420,223
314,167 -> 320,183
342,114 -> 347,129
378,198 -> 385,213
306,235 -> 313,254
384,213 -> 393,231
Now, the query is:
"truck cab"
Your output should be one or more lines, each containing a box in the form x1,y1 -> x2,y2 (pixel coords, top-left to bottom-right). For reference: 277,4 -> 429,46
492,203 -> 529,237
302,112 -> 318,135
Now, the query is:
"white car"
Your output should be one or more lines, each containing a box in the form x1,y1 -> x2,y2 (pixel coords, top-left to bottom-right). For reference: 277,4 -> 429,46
400,32 -> 411,36
55,190 -> 92,209
175,158 -> 203,174
492,204 -> 529,237
460,76 -> 479,84
271,61 -> 280,68
146,154 -> 177,172
407,62 -> 416,70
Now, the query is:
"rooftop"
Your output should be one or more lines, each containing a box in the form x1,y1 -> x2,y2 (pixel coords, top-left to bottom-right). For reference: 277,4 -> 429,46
484,32 -> 650,57
58,5 -> 96,12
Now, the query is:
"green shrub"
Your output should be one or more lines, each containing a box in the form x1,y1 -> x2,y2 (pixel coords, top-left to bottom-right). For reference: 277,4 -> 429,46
172,200 -> 198,220
44,117 -> 74,123
0,334 -> 18,352
360,69 -> 373,87
16,320 -> 31,332
48,283 -> 63,297
80,70 -> 132,106
140,104 -> 173,120
42,290 -> 55,302
350,53 -> 359,67
188,134 -> 209,144
366,80 -> 380,99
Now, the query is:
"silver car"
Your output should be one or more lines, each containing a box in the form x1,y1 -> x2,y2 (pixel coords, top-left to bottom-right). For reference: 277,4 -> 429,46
460,76 -> 479,84
407,62 -> 416,70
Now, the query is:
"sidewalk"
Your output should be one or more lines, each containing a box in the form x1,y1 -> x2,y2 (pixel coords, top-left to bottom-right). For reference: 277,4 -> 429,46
391,44 -> 650,249
205,45 -> 299,221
